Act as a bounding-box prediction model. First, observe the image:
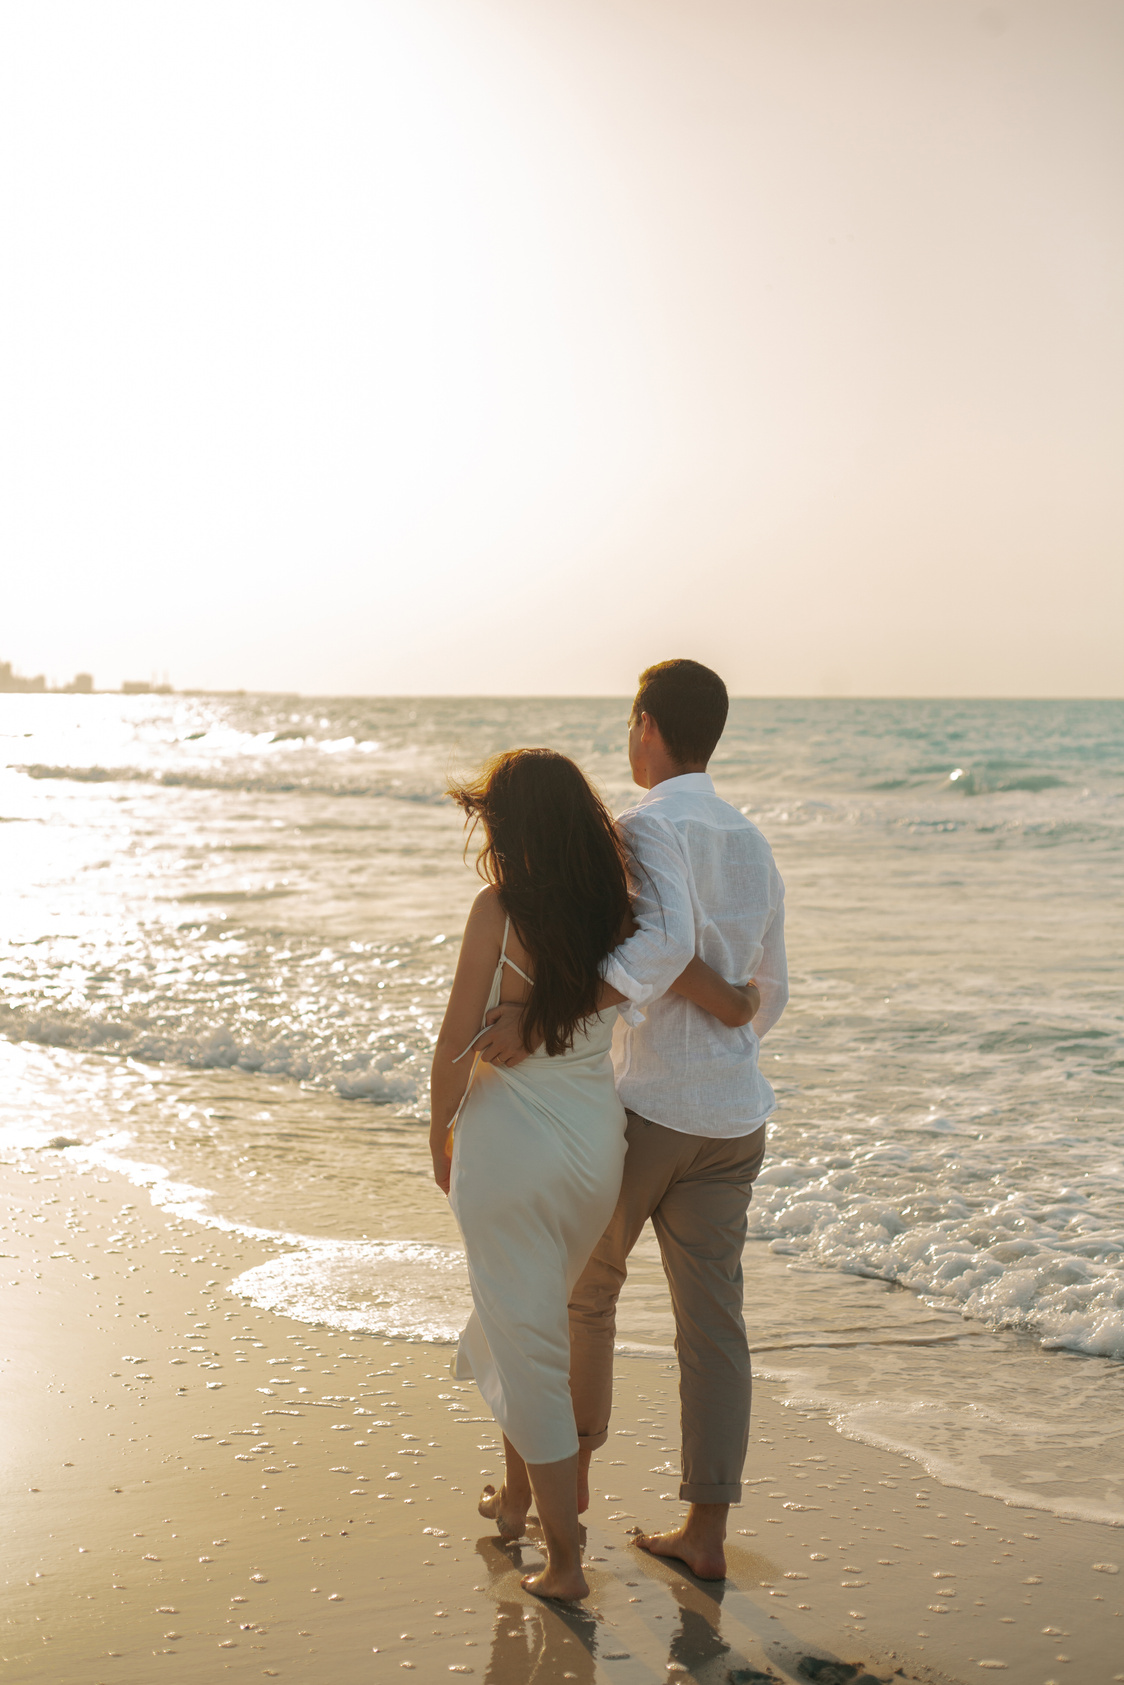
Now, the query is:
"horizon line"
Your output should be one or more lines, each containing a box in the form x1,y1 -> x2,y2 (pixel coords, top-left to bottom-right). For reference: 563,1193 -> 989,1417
2,688 -> 1121,703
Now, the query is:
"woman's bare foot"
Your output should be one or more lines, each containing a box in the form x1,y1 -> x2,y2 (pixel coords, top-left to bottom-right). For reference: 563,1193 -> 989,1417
522,1563 -> 589,1601
478,1483 -> 529,1539
635,1522 -> 727,1581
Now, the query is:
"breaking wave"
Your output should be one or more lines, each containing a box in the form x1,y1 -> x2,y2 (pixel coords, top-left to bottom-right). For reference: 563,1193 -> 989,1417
750,1149 -> 1124,1361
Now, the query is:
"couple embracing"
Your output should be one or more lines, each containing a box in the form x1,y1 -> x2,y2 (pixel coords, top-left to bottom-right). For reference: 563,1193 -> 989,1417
429,659 -> 788,1600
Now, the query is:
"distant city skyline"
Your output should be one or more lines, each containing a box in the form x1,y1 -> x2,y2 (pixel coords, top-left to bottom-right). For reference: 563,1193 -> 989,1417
2,0 -> 1121,698
0,658 -> 170,696
3,650 -> 1121,700
0,658 -> 91,694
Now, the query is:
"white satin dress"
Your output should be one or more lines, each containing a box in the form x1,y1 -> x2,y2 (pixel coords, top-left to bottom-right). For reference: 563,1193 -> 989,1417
447,918 -> 627,1465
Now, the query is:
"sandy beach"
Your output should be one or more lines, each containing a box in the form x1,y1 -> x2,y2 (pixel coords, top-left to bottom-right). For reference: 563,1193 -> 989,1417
3,1147 -> 1121,1685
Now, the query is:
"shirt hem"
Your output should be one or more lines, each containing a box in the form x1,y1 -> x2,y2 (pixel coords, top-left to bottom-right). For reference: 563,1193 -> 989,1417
619,1102 -> 775,1139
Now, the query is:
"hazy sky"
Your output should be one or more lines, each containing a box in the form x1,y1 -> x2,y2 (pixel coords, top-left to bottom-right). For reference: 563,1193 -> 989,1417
2,0 -> 1121,695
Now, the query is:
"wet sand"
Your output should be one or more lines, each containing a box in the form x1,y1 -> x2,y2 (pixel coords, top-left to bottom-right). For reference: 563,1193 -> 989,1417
3,1149 -> 1122,1684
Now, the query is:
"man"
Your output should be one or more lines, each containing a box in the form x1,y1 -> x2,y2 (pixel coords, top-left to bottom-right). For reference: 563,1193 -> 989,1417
482,659 -> 788,1580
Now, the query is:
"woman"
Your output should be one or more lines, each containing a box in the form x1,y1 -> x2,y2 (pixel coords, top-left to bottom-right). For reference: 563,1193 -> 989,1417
430,749 -> 755,1600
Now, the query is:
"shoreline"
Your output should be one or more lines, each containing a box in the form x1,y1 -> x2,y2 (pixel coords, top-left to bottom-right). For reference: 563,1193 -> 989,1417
3,1147 -> 1122,1684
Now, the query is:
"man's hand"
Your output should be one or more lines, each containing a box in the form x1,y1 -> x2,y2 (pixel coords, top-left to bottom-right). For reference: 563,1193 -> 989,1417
475,1000 -> 536,1066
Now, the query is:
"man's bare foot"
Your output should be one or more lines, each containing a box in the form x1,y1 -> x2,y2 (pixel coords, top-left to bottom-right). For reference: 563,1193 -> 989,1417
522,1563 -> 589,1601
635,1524 -> 727,1581
478,1483 -> 529,1539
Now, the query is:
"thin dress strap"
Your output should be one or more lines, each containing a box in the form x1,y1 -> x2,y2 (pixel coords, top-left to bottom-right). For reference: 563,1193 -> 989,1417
447,916 -> 533,1137
500,915 -> 533,985
451,917 -> 532,1068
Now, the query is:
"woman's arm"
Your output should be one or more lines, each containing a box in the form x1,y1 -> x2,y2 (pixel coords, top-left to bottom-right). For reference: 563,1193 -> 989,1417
478,958 -> 756,1057
476,942 -> 753,1061
593,905 -> 636,1010
472,977 -> 624,1067
669,956 -> 760,1028
429,888 -> 504,1193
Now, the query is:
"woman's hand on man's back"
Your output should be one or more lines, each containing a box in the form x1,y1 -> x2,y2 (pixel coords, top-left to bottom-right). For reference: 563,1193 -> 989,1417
669,959 -> 760,1027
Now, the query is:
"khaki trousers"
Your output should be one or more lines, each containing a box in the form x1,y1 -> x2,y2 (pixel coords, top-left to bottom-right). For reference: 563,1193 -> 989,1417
567,1111 -> 767,1505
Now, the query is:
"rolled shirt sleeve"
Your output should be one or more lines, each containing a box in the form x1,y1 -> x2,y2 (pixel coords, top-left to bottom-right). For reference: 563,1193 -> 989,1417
602,814 -> 696,1022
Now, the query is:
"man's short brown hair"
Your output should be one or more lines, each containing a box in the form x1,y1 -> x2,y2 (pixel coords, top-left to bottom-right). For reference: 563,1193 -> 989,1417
632,659 -> 729,766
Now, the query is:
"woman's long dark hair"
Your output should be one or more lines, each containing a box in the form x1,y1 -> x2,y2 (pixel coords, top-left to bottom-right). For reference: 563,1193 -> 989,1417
448,748 -> 632,1057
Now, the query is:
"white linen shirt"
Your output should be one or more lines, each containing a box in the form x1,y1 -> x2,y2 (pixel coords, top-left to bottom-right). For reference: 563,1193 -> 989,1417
603,772 -> 788,1137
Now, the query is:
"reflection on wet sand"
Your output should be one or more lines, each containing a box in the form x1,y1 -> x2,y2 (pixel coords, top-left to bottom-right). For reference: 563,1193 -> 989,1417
669,1597 -> 735,1677
646,1567 -> 775,1683
473,1520 -> 939,1682
635,1544 -> 931,1684
473,1530 -> 788,1683
474,1536 -> 600,1683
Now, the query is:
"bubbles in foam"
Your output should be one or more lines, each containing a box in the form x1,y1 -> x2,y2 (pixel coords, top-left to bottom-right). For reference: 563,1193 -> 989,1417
750,1149 -> 1124,1361
232,1241 -> 474,1344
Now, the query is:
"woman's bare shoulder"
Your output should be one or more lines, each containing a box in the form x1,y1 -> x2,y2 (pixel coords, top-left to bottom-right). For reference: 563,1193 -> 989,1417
465,883 -> 505,936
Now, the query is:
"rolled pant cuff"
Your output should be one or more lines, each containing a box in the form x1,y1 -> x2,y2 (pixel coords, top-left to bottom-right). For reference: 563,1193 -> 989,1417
578,1430 -> 609,1453
679,1482 -> 742,1505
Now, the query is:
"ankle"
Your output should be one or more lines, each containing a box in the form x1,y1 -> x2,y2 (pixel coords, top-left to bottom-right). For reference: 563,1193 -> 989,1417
686,1502 -> 728,1538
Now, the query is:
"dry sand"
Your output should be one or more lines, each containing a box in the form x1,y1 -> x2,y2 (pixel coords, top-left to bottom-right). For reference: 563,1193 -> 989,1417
3,1149 -> 1122,1685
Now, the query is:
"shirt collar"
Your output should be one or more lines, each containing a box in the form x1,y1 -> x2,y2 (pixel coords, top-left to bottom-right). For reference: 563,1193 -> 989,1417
634,771 -> 715,807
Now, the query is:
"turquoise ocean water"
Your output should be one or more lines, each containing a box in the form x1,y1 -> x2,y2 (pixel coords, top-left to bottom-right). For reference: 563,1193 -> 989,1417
1,694 -> 1121,1524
